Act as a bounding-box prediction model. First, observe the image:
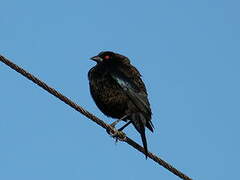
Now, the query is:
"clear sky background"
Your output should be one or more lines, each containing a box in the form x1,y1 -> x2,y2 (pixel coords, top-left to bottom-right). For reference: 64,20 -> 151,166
0,0 -> 239,180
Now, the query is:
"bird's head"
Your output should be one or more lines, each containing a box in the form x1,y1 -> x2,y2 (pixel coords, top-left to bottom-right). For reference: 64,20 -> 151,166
90,51 -> 130,65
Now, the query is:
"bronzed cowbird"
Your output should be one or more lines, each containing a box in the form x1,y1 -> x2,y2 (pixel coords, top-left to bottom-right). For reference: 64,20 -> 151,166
88,51 -> 154,158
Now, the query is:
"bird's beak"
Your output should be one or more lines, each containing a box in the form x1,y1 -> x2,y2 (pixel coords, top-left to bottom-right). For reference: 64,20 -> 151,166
90,56 -> 103,63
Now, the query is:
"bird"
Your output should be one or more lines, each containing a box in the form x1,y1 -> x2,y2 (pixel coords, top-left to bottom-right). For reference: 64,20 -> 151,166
88,51 -> 154,158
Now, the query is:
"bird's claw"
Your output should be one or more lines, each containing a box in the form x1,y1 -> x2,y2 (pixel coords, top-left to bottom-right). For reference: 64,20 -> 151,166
106,125 -> 126,142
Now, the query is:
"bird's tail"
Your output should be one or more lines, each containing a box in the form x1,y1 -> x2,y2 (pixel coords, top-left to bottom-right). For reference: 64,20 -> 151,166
131,113 -> 149,159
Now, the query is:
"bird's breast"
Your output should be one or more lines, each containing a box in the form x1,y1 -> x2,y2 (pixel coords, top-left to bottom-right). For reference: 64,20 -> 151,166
88,68 -> 129,119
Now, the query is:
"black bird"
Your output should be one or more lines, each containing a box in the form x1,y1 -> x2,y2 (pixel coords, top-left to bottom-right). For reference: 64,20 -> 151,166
88,51 -> 154,158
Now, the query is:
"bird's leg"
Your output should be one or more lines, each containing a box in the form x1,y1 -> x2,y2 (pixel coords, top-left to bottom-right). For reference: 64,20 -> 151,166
110,114 -> 129,127
111,121 -> 131,143
118,121 -> 131,131
112,121 -> 132,143
107,114 -> 129,140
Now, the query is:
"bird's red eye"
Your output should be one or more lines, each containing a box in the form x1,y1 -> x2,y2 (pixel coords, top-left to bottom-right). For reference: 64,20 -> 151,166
104,55 -> 110,60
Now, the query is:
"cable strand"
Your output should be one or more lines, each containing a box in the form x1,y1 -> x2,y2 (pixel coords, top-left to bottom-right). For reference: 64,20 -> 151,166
0,55 -> 193,180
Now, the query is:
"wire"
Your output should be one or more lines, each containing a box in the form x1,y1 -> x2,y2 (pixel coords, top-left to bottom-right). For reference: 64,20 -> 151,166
0,55 -> 193,180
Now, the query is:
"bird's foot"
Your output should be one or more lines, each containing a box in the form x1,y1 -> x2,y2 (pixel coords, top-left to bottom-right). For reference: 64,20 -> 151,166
106,124 -> 126,142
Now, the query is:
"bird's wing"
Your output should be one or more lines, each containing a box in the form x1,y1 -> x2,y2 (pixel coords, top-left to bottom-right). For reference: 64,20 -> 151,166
110,71 -> 152,116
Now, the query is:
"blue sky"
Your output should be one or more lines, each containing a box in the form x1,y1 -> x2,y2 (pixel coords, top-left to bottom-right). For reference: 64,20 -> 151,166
1,0 -> 240,179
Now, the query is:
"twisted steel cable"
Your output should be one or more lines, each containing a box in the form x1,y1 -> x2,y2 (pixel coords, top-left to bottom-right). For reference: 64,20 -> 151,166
0,55 -> 193,180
